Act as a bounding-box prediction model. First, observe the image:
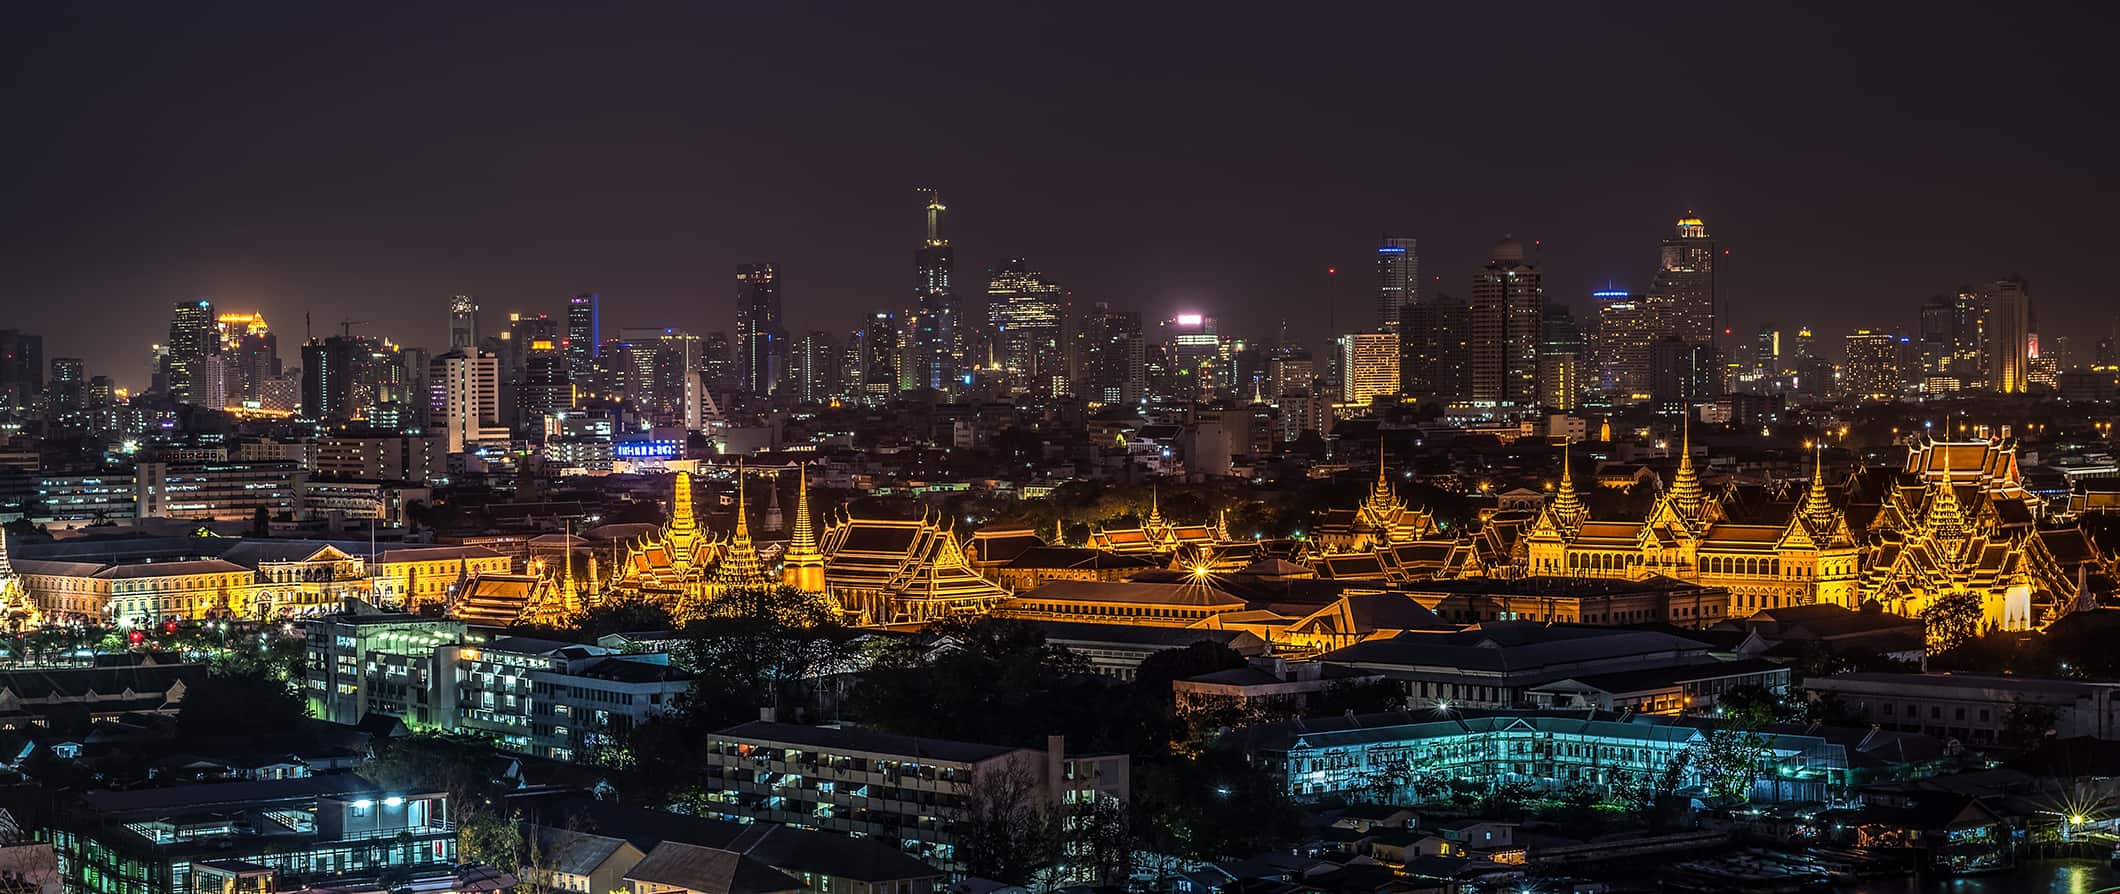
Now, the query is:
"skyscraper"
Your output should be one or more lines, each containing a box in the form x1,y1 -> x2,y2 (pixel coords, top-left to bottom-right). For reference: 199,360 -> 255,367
449,295 -> 479,350
0,330 -> 45,413
912,190 -> 959,391
1650,214 -> 1716,344
789,331 -> 840,405
1843,330 -> 1906,398
1401,297 -> 1471,402
735,263 -> 785,397
428,350 -> 504,453
1985,276 -> 2030,393
565,293 -> 600,384
165,300 -> 219,404
1375,236 -> 1419,333
1337,332 -> 1400,405
518,336 -> 571,428
1468,238 -> 1543,404
1077,304 -> 1144,405
859,311 -> 903,400
1539,305 -> 1584,410
1590,289 -> 1651,403
985,258 -> 1068,397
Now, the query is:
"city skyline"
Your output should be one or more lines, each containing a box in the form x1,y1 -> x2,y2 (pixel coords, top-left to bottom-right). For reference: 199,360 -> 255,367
4,5 -> 2114,387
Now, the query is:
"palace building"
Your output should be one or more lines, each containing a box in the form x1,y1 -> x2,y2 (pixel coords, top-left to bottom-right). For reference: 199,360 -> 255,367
1856,436 -> 2090,631
1312,454 -> 1438,554
817,509 -> 1012,625
1086,485 -> 1225,556
1518,435 -> 1864,616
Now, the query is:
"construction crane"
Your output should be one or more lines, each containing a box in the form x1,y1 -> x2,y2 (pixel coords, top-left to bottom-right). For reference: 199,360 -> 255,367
338,319 -> 369,338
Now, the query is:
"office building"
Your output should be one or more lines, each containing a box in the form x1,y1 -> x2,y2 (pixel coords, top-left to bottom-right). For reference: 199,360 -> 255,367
1984,276 -> 2030,393
700,721 -> 1128,870
1468,238 -> 1543,404
518,336 -> 572,427
0,329 -> 43,413
165,299 -> 220,404
786,330 -> 839,405
566,292 -> 601,384
735,264 -> 785,397
1159,313 -> 1221,402
1337,332 -> 1399,405
986,258 -> 1068,397
448,294 -> 478,350
1843,330 -> 1907,398
1077,304 -> 1144,405
1400,296 -> 1470,402
1539,304 -> 1584,410
1375,236 -> 1419,333
1590,290 -> 1651,403
314,436 -> 443,483
1650,214 -> 1716,345
427,350 -> 505,453
912,190 -> 960,391
853,311 -> 902,401
1649,337 -> 1719,410
135,461 -> 304,521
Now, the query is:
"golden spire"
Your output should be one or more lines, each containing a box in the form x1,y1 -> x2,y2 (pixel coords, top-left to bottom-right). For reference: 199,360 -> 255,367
1364,446 -> 1399,514
788,463 -> 817,557
1800,443 -> 1837,529
1666,415 -> 1705,516
733,458 -> 750,540
1147,480 -> 1164,528
669,470 -> 698,535
1549,440 -> 1586,527
1052,517 -> 1066,545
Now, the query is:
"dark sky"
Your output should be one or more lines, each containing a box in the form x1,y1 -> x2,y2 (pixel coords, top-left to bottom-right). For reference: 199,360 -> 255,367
4,3 -> 2114,389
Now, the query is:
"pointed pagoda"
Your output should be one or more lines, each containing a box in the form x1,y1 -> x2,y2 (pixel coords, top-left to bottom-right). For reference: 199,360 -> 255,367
1314,447 -> 1436,554
712,459 -> 772,591
0,526 -> 39,629
782,463 -> 826,593
1545,440 -> 1589,534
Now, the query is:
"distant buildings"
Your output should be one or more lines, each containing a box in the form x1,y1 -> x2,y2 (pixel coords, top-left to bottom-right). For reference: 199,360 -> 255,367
1336,332 -> 1399,406
566,292 -> 601,384
1375,236 -> 1418,333
986,258 -> 1068,398
911,190 -> 960,392
699,721 -> 1128,871
734,264 -> 785,398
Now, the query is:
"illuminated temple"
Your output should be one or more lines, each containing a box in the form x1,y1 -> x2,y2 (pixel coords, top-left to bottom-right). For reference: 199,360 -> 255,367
818,509 -> 1011,625
1304,431 -> 2105,629
605,468 -> 775,619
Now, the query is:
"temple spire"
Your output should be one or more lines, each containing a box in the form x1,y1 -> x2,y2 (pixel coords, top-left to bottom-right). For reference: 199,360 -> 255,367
714,458 -> 771,590
782,463 -> 825,592
1666,415 -> 1706,517
1801,443 -> 1837,527
1147,480 -> 1164,528
1549,440 -> 1586,528
669,470 -> 698,535
733,459 -> 750,540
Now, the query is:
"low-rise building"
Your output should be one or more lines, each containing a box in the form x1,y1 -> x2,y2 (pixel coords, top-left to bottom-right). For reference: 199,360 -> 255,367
36,776 -> 456,894
1247,709 -> 1847,805
0,658 -> 205,729
1319,621 -> 1751,710
699,721 -> 1128,870
1804,672 -> 2120,745
135,461 -> 305,521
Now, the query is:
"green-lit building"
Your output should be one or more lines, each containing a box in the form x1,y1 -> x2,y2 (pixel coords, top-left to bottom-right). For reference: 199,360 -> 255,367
38,776 -> 455,894
304,612 -> 464,728
1249,709 -> 1849,805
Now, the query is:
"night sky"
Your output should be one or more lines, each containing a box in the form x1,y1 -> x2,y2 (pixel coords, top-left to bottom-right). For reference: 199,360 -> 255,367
5,3 -> 2113,389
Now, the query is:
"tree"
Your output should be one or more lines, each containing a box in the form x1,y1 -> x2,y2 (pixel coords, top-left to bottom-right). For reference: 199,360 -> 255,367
1688,727 -> 1769,803
1999,702 -> 2058,749
575,595 -> 675,640
850,616 -> 1096,748
178,666 -> 307,738
1132,743 -> 1303,862
1718,683 -> 1805,727
682,585 -> 859,727
1922,591 -> 1985,654
956,760 -> 1055,884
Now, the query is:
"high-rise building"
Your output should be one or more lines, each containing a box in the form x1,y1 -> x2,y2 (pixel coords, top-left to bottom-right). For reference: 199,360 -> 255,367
858,311 -> 903,400
518,336 -> 572,428
912,190 -> 959,391
165,300 -> 219,404
1842,330 -> 1907,399
1590,290 -> 1652,403
1077,304 -> 1144,405
1984,276 -> 2030,393
985,258 -> 1068,397
701,331 -> 734,392
1649,338 -> 1720,411
1468,239 -> 1543,404
1337,332 -> 1400,406
1650,214 -> 1716,344
789,331 -> 840,405
0,329 -> 44,413
300,336 -> 360,423
427,351 -> 505,453
565,293 -> 600,384
501,313 -> 559,384
1375,236 -> 1419,333
1401,297 -> 1471,402
735,263 -> 785,397
1539,305 -> 1584,411
449,295 -> 478,351
1159,314 -> 1221,402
